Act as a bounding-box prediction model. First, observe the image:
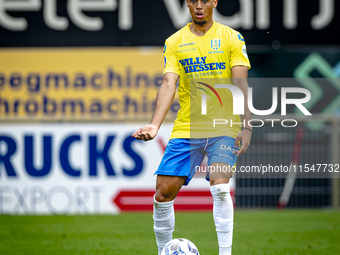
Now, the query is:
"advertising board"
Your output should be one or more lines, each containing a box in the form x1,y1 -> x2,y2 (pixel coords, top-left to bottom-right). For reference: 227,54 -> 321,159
0,0 -> 339,47
0,123 -> 215,214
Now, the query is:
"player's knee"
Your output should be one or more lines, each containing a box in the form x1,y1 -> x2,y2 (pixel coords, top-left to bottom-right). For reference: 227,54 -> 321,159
154,189 -> 176,202
210,178 -> 230,186
154,192 -> 172,202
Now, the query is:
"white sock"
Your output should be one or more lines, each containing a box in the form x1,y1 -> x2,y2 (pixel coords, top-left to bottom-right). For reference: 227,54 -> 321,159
210,183 -> 234,255
153,196 -> 175,255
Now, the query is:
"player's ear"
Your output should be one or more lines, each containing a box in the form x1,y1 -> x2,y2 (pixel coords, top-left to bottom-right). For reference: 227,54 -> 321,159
213,0 -> 218,8
187,0 -> 190,7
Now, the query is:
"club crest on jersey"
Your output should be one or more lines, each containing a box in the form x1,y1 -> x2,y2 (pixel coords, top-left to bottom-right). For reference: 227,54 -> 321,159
211,39 -> 221,50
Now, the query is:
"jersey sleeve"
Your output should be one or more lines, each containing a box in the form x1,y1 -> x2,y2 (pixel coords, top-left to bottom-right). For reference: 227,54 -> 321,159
229,32 -> 251,70
163,39 -> 180,75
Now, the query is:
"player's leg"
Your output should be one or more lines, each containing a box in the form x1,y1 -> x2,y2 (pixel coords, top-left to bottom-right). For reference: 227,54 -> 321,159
206,136 -> 238,255
210,163 -> 234,255
153,175 -> 186,255
153,138 -> 204,254
155,175 -> 187,202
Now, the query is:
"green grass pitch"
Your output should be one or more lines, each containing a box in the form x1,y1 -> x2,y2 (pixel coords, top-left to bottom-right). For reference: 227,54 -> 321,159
1,210 -> 339,255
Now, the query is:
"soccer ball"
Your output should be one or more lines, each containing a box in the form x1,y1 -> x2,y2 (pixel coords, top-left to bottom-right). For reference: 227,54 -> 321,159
161,238 -> 199,255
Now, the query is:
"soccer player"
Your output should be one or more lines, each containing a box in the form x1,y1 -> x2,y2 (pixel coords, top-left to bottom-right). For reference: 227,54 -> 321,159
132,0 -> 252,254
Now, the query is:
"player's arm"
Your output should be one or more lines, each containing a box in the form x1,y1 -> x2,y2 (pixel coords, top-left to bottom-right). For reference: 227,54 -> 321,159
232,66 -> 252,156
132,72 -> 179,141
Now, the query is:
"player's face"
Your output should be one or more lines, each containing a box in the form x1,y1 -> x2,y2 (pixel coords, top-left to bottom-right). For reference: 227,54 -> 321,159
187,0 -> 218,26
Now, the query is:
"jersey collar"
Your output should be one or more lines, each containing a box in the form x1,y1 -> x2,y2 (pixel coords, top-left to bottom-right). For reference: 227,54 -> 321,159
185,20 -> 216,38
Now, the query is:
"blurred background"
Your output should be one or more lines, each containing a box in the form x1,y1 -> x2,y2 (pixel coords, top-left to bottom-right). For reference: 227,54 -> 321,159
1,0 -> 340,216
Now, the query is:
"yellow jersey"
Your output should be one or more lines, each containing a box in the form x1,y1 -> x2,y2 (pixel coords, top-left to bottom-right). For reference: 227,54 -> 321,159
163,21 -> 251,139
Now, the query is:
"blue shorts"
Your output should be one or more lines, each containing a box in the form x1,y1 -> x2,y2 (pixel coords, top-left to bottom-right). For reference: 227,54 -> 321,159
155,136 -> 238,185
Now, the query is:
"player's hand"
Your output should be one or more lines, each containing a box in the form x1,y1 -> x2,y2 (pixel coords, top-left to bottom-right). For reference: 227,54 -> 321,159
132,125 -> 159,141
233,129 -> 252,156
